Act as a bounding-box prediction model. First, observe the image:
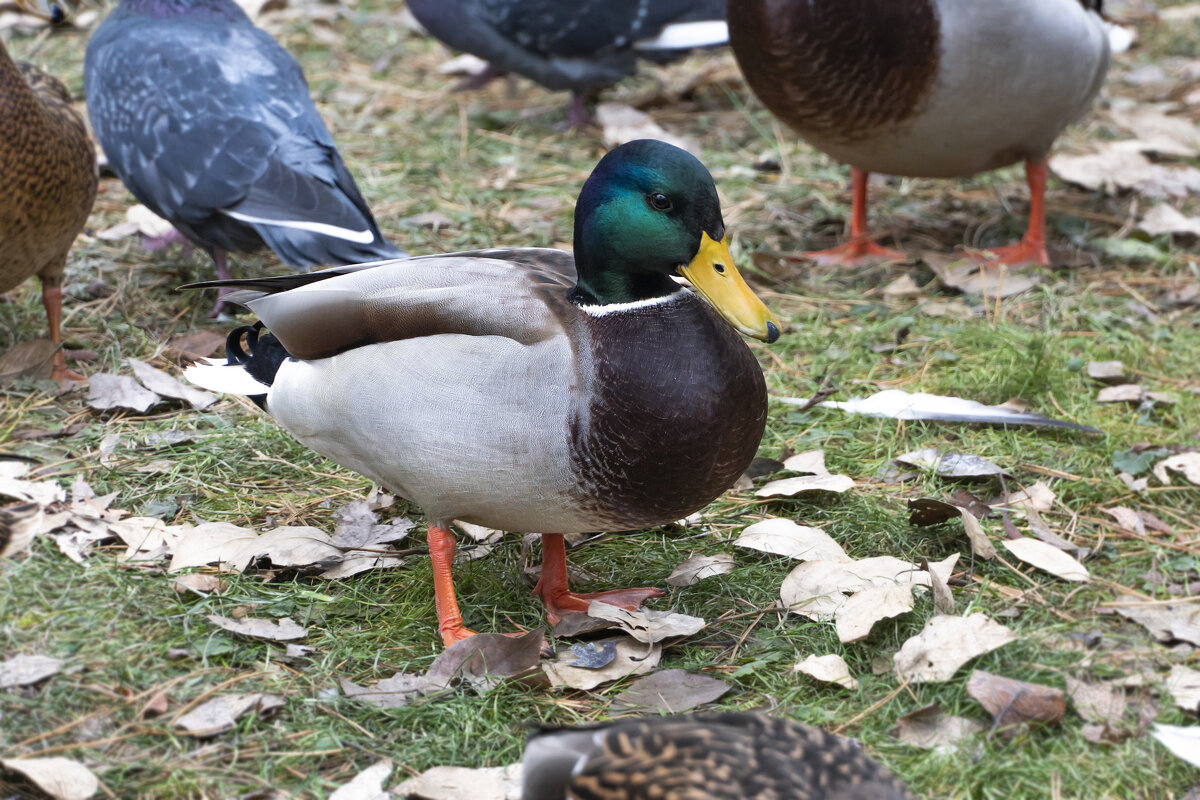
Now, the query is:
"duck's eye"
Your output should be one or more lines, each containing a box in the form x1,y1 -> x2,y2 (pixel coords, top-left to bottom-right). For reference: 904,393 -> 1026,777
647,192 -> 672,212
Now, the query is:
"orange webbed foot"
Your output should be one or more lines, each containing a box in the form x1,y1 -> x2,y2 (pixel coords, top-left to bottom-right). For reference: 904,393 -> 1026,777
535,584 -> 665,625
963,239 -> 1049,269
801,237 -> 907,267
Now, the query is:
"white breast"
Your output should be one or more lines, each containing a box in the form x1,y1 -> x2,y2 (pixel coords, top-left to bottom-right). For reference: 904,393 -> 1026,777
266,333 -> 606,533
812,0 -> 1110,178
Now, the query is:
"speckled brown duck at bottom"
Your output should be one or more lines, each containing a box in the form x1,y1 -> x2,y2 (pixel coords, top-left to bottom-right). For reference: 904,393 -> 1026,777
522,711 -> 915,800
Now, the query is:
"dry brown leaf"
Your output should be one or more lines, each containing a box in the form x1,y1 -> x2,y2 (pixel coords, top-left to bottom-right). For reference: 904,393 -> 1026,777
665,553 -> 735,586
781,449 -> 830,475
793,653 -> 859,690
882,274 -> 922,297
610,669 -> 730,714
0,339 -> 58,383
734,518 -> 849,562
173,692 -> 283,737
894,613 -> 1017,683
329,760 -> 392,800
340,672 -> 439,709
586,602 -> 704,644
781,557 -> 931,621
1001,538 -> 1090,582
967,670 -> 1065,729
0,757 -> 98,800
0,654 -> 63,689
1097,384 -> 1146,403
893,705 -> 984,750
1051,141 -> 1200,198
960,507 -> 997,560
1153,453 -> 1200,486
1114,595 -> 1200,644
542,636 -> 660,690
1110,105 -> 1200,158
393,764 -> 523,800
897,449 -> 1006,478
1103,506 -> 1146,535
998,481 -> 1056,514
166,330 -> 226,363
1168,665 -> 1200,713
127,358 -> 217,411
753,473 -> 855,498
1086,361 -> 1128,383
172,573 -> 223,596
835,583 -> 914,643
86,373 -> 159,413
1140,204 -> 1200,238
929,258 -> 1039,297
207,615 -> 307,642
169,524 -> 342,573
0,463 -> 66,508
1065,676 -> 1151,744
596,102 -> 698,156
108,516 -> 172,561
424,630 -> 545,690
927,554 -> 958,615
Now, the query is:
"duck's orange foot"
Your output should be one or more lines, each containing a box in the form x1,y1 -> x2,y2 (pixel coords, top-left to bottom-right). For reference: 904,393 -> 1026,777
965,238 -> 1049,269
800,237 -> 907,267
437,621 -> 481,648
49,364 -> 86,384
536,586 -> 665,625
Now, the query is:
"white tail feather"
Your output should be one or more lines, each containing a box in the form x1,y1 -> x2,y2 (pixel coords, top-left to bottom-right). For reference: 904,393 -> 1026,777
184,359 -> 272,396
634,20 -> 729,50
218,209 -> 377,244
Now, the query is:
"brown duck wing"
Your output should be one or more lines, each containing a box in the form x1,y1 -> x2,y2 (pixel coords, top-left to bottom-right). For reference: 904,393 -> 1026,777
242,248 -> 578,360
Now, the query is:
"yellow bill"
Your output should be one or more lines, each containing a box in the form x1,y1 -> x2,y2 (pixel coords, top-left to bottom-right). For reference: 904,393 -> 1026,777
678,232 -> 781,343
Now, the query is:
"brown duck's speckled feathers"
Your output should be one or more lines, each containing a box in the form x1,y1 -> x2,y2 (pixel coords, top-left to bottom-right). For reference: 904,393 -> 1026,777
0,501 -> 43,559
728,0 -> 939,140
522,712 -> 915,800
0,42 -> 97,297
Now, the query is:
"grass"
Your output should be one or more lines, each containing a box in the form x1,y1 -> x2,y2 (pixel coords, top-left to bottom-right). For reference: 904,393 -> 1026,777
2,1 -> 1199,797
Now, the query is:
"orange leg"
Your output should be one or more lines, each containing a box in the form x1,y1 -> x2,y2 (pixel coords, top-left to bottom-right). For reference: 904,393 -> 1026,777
967,159 -> 1050,268
427,525 -> 479,647
803,168 -> 907,267
39,278 -> 84,383
532,533 -> 664,625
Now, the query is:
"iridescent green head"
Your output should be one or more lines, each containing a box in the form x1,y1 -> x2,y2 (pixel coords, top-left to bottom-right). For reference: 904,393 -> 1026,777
572,140 -> 779,342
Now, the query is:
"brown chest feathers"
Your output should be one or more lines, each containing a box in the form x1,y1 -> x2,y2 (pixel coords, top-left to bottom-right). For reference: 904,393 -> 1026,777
568,294 -> 767,528
0,43 -> 97,293
728,0 -> 941,142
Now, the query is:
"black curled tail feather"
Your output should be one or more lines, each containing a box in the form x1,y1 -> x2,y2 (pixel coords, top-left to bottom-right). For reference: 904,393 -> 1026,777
225,322 -> 292,410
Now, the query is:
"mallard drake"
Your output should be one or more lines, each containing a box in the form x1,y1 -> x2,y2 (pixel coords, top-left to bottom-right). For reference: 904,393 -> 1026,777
728,0 -> 1110,267
184,140 -> 779,647
407,0 -> 730,127
522,711 -> 914,800
83,0 -> 403,315
0,1 -> 97,382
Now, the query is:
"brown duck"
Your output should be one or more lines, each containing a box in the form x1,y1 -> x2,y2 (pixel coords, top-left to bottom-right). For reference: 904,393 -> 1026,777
522,712 -> 915,799
0,0 -> 97,381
